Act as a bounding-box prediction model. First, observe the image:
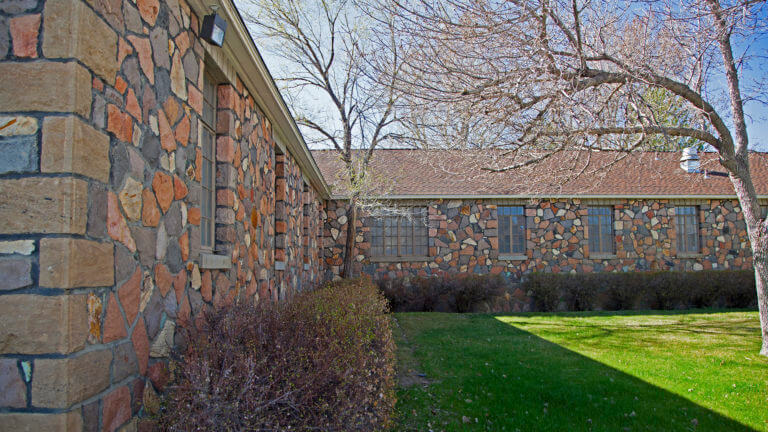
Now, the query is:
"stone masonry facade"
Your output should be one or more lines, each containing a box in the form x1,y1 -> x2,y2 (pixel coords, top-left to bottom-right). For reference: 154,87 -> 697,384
0,0 -> 762,429
0,0 -> 326,430
324,199 -> 754,298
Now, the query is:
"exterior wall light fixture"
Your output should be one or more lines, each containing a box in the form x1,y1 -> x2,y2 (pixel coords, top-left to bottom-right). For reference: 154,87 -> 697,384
201,6 -> 227,47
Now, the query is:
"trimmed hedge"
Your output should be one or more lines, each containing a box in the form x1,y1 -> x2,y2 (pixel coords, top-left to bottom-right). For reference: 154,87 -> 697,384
377,273 -> 507,313
523,270 -> 757,312
159,277 -> 396,431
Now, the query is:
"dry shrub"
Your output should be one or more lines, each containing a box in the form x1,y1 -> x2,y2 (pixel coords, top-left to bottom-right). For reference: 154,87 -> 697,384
378,273 -> 507,312
523,270 -> 756,312
159,277 -> 395,431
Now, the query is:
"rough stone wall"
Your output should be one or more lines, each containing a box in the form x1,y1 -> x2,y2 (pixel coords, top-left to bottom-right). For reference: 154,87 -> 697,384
302,181 -> 324,289
275,152 -> 322,295
323,200 -> 356,280
0,0 -> 325,429
324,198 -> 753,285
213,81 -> 278,306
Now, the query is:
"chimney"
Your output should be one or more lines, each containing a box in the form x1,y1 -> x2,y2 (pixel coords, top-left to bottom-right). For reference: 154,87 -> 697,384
680,147 -> 700,173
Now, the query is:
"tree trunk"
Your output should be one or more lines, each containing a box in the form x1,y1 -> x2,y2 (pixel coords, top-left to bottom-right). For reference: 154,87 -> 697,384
341,198 -> 357,278
727,166 -> 768,356
753,250 -> 768,356
705,0 -> 767,356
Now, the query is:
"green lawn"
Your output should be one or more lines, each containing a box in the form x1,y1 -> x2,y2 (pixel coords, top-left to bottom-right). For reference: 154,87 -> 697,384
393,310 -> 768,431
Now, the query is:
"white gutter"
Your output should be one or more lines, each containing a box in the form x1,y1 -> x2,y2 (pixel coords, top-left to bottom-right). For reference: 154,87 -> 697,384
186,0 -> 330,199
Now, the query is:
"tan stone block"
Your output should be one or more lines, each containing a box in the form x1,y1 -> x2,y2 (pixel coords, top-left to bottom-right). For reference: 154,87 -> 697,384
42,116 -> 110,183
0,177 -> 88,235
42,0 -> 119,83
0,61 -> 91,117
0,411 -> 82,431
0,294 -> 89,355
40,238 -> 114,288
32,349 -> 112,408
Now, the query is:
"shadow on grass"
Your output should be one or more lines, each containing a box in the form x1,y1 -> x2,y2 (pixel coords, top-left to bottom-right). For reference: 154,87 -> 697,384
395,312 -> 759,431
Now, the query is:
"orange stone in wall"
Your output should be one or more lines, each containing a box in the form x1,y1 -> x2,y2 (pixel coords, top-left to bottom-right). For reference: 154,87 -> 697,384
142,188 -> 161,227
154,263 -> 173,297
10,14 -> 40,58
107,192 -> 136,251
136,0 -> 159,26
103,293 -> 127,343
188,207 -> 201,225
152,172 -> 173,213
125,89 -> 141,121
173,175 -> 188,200
106,105 -> 133,143
102,386 -> 131,432
178,232 -> 189,261
118,268 -> 142,325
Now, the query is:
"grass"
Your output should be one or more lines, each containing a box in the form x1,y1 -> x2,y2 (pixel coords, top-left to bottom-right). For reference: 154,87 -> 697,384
393,310 -> 768,431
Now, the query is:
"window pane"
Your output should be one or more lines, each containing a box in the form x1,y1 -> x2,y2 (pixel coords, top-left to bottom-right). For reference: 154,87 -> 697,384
499,216 -> 510,254
677,207 -> 698,253
589,207 -> 613,254
203,74 -> 217,127
368,208 -> 429,257
601,226 -> 612,253
510,212 -> 525,254
590,232 -> 600,251
588,217 -> 600,252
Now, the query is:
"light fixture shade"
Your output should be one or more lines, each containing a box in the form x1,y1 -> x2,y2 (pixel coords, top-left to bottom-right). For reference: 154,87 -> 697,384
201,13 -> 227,47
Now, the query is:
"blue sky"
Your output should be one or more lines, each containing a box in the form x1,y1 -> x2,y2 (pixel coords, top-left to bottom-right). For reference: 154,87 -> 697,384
739,36 -> 768,151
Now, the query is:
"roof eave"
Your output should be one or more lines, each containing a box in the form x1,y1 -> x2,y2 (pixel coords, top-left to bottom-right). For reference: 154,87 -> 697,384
187,0 -> 330,199
329,193 -> 764,200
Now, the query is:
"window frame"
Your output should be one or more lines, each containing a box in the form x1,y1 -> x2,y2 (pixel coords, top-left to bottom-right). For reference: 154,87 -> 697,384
369,207 -> 429,260
676,205 -> 700,255
200,69 -> 217,253
588,206 -> 615,256
498,206 -> 527,256
302,182 -> 310,267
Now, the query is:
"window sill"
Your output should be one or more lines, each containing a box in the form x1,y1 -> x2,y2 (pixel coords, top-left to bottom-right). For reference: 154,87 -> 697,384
200,253 -> 231,270
498,254 -> 528,261
677,253 -> 703,258
588,254 -> 617,260
369,256 -> 430,263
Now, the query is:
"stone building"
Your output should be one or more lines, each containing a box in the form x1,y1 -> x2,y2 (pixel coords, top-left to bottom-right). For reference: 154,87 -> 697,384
0,0 -> 766,429
0,0 -> 329,429
315,149 -> 768,286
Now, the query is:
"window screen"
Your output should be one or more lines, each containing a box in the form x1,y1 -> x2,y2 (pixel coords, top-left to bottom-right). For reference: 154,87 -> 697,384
200,72 -> 217,250
588,207 -> 614,254
370,208 -> 428,257
499,206 -> 526,254
676,206 -> 699,253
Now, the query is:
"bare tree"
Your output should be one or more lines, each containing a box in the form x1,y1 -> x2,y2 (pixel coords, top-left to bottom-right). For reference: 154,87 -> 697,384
242,0 -> 404,277
380,0 -> 768,355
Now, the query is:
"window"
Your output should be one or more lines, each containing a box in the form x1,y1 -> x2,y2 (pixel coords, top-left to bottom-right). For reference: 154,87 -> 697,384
588,207 -> 614,254
200,71 -> 217,251
303,183 -> 310,265
498,206 -> 526,254
370,208 -> 428,257
676,206 -> 699,253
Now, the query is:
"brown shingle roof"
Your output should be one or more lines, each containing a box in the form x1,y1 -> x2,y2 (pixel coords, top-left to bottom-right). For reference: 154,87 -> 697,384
311,149 -> 768,197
